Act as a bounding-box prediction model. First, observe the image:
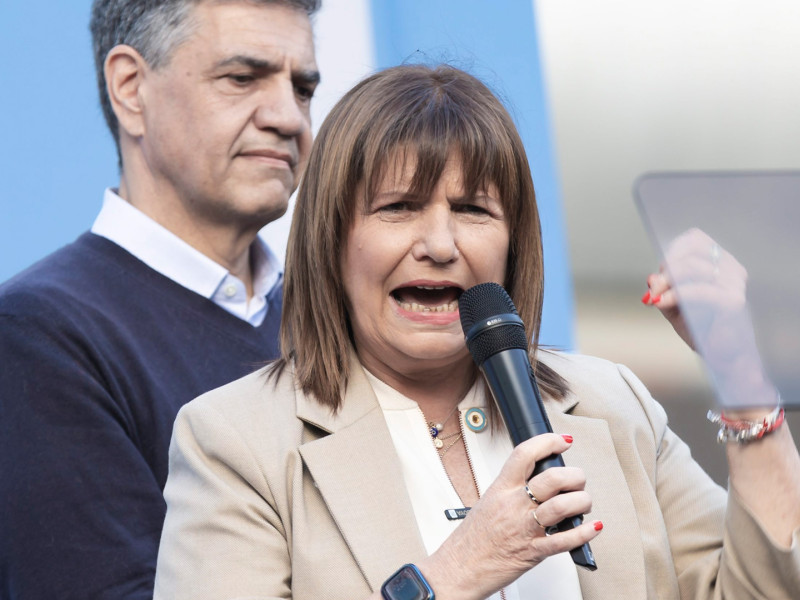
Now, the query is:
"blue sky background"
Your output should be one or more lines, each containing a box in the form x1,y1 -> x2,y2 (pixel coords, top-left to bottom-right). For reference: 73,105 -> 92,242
0,0 -> 574,348
1,2 -> 118,282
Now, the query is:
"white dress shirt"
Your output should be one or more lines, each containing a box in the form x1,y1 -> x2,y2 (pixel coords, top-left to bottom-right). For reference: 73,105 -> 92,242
366,370 -> 583,600
91,189 -> 281,326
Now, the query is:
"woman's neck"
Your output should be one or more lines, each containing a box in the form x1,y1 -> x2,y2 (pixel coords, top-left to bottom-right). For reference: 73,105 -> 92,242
360,354 -> 477,421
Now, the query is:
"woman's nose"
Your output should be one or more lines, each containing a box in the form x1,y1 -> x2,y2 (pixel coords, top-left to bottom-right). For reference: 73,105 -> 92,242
411,208 -> 459,263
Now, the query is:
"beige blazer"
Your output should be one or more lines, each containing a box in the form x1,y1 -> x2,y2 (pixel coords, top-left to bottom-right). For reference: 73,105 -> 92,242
154,351 -> 800,599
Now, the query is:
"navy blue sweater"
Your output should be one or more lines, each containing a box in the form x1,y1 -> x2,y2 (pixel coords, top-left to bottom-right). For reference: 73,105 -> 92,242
0,233 -> 283,599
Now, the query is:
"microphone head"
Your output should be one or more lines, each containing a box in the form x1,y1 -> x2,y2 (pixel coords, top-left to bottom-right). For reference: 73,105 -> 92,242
459,282 -> 528,365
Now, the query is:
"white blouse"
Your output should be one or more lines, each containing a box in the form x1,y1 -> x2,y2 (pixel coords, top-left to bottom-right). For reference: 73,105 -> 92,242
365,370 -> 583,600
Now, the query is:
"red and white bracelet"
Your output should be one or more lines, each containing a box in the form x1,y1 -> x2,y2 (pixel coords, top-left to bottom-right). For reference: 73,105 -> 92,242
706,404 -> 785,444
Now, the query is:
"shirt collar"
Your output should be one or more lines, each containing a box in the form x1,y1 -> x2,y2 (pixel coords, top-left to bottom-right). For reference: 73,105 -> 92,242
91,188 -> 281,303
250,236 -> 281,301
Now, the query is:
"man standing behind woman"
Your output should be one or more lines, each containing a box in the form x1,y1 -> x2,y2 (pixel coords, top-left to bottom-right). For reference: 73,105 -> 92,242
155,64 -> 800,599
0,1 -> 319,597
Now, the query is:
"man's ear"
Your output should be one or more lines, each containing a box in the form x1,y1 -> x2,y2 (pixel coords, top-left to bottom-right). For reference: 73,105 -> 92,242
105,45 -> 148,139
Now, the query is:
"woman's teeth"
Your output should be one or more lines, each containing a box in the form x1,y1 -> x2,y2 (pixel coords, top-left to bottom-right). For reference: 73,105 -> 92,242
397,300 -> 459,313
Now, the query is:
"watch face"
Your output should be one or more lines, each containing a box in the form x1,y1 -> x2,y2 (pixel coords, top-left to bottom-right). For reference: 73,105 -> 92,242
384,565 -> 431,600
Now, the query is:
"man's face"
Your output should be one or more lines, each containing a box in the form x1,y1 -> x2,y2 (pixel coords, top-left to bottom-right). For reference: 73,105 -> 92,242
138,1 -> 318,233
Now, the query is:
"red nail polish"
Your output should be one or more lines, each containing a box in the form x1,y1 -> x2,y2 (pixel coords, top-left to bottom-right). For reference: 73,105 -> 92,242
593,521 -> 604,531
561,434 -> 573,443
640,291 -> 651,304
651,294 -> 662,304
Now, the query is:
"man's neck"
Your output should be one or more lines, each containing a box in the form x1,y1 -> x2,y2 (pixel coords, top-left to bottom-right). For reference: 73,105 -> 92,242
117,175 -> 258,298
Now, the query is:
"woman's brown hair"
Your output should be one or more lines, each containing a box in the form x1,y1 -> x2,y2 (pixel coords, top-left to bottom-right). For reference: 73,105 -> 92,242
273,64 -> 568,410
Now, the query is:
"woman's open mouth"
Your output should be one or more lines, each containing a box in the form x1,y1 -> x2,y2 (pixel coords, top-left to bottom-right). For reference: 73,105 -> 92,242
390,285 -> 463,313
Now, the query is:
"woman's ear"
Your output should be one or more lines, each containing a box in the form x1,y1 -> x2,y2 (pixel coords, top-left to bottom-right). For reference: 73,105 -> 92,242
104,44 -> 148,139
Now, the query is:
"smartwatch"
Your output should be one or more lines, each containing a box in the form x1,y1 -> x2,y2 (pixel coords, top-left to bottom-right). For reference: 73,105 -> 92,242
381,563 -> 435,600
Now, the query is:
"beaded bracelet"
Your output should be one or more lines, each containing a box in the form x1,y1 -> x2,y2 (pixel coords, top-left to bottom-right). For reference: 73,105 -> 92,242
706,404 -> 785,444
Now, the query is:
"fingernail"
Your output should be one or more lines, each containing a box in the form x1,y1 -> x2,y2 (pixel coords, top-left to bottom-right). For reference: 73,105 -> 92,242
561,434 -> 573,443
651,294 -> 662,304
593,521 -> 604,531
640,291 -> 651,304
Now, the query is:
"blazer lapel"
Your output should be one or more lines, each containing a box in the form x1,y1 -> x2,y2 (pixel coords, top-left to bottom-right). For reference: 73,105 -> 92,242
295,351 -> 649,596
548,403 -> 648,598
297,358 -> 427,591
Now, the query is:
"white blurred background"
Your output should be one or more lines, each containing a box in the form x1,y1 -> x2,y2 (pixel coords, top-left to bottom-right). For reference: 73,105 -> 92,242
535,0 -> 800,484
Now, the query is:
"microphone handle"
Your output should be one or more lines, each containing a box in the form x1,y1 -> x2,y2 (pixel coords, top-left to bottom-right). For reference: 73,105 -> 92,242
481,349 -> 597,571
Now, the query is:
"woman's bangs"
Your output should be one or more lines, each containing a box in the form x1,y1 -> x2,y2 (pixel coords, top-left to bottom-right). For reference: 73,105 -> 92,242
362,102 -> 518,207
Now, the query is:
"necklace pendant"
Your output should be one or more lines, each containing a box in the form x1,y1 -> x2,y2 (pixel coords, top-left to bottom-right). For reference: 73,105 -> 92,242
429,425 -> 440,438
465,407 -> 488,432
434,438 -> 444,449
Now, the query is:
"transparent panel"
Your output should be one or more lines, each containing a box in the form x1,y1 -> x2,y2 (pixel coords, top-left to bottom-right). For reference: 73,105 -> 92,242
635,171 -> 800,410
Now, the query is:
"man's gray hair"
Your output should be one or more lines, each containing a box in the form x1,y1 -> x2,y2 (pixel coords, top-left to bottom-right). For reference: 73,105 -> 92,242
90,0 -> 321,155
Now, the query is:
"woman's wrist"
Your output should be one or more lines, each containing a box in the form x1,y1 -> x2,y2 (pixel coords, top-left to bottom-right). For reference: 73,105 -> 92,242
707,402 -> 785,444
414,545 -> 482,600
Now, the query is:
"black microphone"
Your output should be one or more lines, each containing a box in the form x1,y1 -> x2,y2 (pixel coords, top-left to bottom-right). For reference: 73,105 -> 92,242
459,282 -> 597,571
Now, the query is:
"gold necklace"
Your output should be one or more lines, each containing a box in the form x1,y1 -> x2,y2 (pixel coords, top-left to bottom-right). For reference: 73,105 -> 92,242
437,431 -> 463,457
427,403 -> 460,449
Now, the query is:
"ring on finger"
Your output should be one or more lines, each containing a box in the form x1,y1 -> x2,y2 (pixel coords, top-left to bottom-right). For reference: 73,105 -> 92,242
532,508 -> 546,530
524,485 -> 541,506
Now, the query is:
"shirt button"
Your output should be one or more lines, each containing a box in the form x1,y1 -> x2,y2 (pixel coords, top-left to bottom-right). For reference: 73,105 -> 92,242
223,284 -> 237,298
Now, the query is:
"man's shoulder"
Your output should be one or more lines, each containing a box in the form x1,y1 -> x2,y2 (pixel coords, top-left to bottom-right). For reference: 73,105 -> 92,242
0,233 -> 99,313
0,233 -> 124,306
0,232 -> 193,322
0,232 -> 180,348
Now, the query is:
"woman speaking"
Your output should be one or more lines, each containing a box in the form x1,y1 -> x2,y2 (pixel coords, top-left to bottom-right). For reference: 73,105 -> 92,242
154,65 -> 800,599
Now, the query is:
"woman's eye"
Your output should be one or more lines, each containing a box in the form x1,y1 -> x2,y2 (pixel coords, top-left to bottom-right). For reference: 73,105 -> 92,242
456,203 -> 489,215
379,202 -> 410,213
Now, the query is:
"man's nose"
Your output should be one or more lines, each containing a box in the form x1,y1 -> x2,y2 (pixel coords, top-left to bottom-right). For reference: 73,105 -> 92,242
252,79 -> 307,137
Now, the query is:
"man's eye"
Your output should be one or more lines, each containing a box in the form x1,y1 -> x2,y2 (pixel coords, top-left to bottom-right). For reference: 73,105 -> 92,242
295,85 -> 315,101
226,74 -> 255,85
